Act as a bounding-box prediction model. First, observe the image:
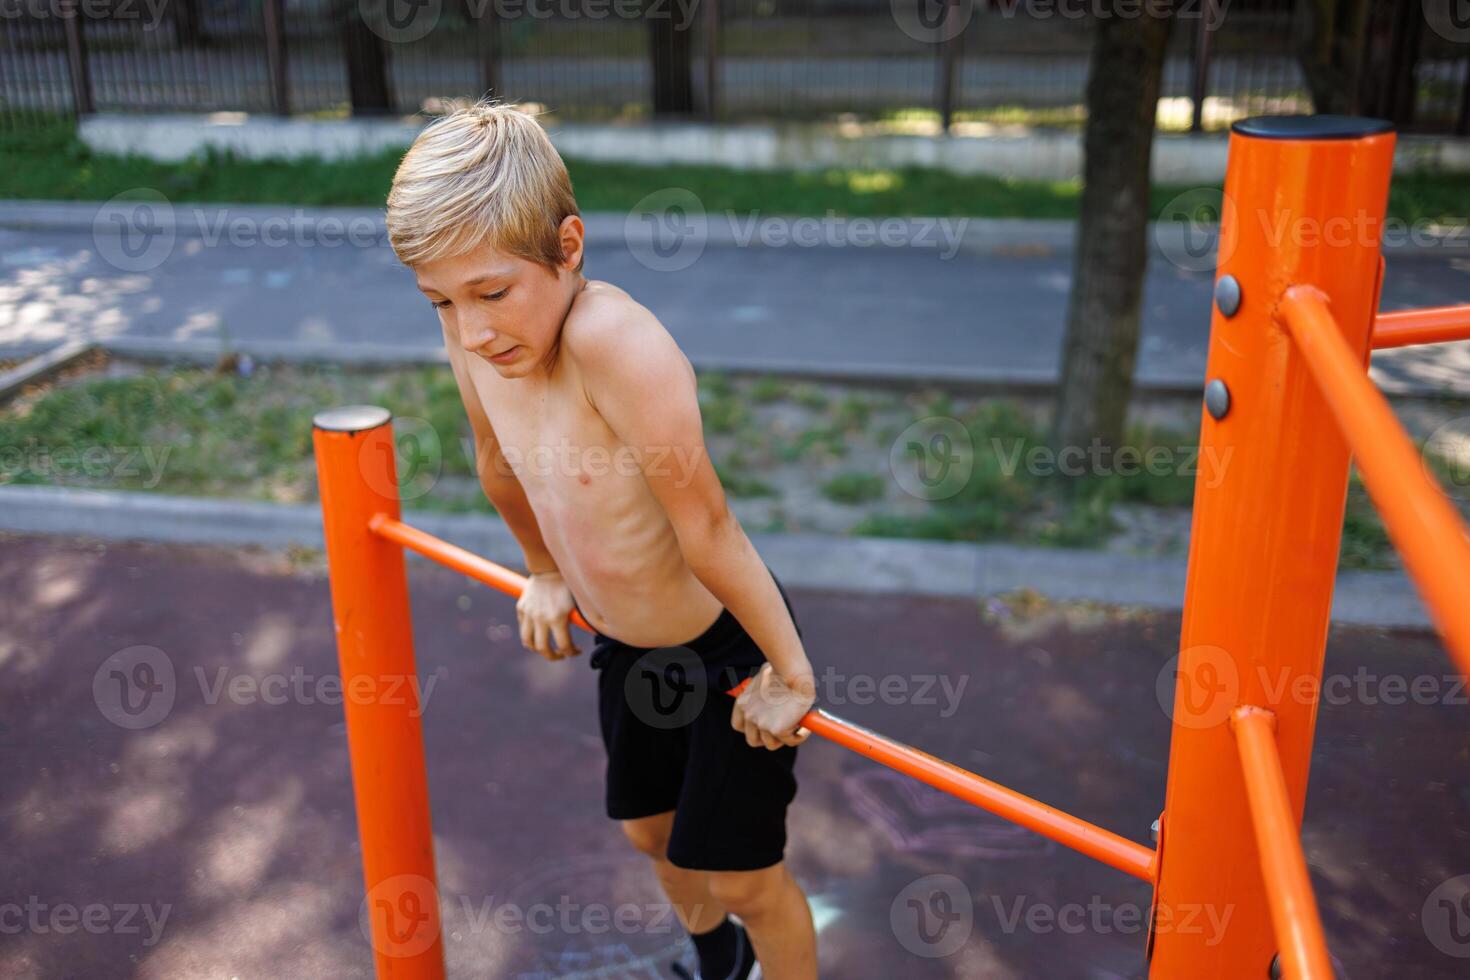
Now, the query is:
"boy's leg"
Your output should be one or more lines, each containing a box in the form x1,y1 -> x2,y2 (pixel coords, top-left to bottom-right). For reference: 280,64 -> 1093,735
707,863 -> 817,980
620,811 -> 728,934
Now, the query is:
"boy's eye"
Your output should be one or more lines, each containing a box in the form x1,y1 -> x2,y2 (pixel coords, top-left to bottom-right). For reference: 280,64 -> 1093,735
431,299 -> 452,310
482,288 -> 508,302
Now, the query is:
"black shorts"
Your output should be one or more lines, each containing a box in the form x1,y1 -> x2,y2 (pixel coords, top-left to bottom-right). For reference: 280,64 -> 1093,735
588,574 -> 803,872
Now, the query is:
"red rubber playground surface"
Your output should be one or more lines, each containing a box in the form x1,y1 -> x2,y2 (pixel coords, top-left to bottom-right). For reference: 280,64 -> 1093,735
1,532 -> 1468,978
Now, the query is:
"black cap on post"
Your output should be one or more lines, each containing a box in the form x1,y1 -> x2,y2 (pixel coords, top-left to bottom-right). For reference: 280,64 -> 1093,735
1231,115 -> 1394,140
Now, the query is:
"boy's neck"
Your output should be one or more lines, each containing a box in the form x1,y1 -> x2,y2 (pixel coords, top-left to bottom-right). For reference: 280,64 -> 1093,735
523,273 -> 588,383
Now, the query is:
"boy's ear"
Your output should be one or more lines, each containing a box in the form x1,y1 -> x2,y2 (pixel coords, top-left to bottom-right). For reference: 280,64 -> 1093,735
558,214 -> 585,272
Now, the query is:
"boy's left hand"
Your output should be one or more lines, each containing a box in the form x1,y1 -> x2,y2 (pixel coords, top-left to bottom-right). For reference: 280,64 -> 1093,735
731,663 -> 816,750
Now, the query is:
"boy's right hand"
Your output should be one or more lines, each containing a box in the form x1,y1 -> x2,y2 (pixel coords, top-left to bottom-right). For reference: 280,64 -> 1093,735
516,571 -> 582,661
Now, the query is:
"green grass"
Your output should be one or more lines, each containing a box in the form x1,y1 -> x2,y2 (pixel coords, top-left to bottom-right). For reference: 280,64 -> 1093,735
821,471 -> 886,505
854,402 -> 1201,549
1340,482 -> 1393,571
6,118 -> 1465,225
696,373 -> 749,434
0,361 -> 485,507
1,358 -> 1426,568
713,461 -> 776,499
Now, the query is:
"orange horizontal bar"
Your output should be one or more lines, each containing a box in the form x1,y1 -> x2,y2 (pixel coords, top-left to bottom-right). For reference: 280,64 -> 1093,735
1372,304 -> 1470,349
374,516 -> 1157,882
369,515 -> 593,633
728,678 -> 1157,881
1281,285 -> 1470,682
1231,707 -> 1333,980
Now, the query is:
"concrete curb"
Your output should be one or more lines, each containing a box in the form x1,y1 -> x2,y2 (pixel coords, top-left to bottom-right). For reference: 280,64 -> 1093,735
74,113 -> 1470,181
0,334 -> 1447,401
31,335 -> 1199,396
6,199 -> 1466,258
0,484 -> 1432,629
0,340 -> 96,403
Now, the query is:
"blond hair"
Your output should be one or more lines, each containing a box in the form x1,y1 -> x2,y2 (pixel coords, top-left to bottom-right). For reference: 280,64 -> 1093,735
386,98 -> 581,273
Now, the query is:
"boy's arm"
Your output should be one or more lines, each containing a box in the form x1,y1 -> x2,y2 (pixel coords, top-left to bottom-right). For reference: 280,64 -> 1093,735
576,313 -> 816,699
442,328 -> 580,660
441,325 -> 559,576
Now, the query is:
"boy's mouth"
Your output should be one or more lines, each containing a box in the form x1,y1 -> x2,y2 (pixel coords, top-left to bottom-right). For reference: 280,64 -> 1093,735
486,345 -> 521,364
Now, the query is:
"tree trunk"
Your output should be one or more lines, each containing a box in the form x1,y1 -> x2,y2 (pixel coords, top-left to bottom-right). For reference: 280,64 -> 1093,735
171,0 -> 205,48
1292,0 -> 1371,115
341,0 -> 394,115
1356,2 -> 1423,127
648,4 -> 695,116
1052,4 -> 1176,461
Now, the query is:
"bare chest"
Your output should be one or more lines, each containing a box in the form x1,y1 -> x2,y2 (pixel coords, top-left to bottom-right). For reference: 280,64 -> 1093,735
467,359 -> 643,510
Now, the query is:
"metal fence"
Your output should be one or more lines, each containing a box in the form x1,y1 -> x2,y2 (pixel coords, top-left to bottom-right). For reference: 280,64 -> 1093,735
2,0 -> 1467,133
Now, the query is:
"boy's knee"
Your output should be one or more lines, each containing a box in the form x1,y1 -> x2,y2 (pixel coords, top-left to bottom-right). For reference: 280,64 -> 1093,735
706,865 -> 784,915
620,814 -> 673,859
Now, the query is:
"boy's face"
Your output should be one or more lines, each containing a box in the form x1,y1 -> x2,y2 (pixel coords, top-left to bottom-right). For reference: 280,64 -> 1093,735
415,218 -> 585,380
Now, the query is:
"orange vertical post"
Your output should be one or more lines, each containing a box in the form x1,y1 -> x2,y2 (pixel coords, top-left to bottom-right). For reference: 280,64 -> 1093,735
313,406 -> 446,980
1149,117 -> 1395,977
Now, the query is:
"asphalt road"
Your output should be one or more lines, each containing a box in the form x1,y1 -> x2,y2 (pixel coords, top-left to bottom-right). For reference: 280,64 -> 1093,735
2,534 -> 1467,977
3,215 -> 1469,393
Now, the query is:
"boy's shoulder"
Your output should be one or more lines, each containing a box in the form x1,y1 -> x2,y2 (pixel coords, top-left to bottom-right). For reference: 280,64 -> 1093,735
562,280 -> 691,384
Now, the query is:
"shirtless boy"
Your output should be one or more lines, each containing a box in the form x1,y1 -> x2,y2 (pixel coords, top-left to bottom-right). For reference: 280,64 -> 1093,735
385,100 -> 820,980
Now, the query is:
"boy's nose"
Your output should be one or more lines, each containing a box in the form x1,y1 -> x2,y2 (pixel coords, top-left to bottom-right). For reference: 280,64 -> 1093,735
457,315 -> 497,354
